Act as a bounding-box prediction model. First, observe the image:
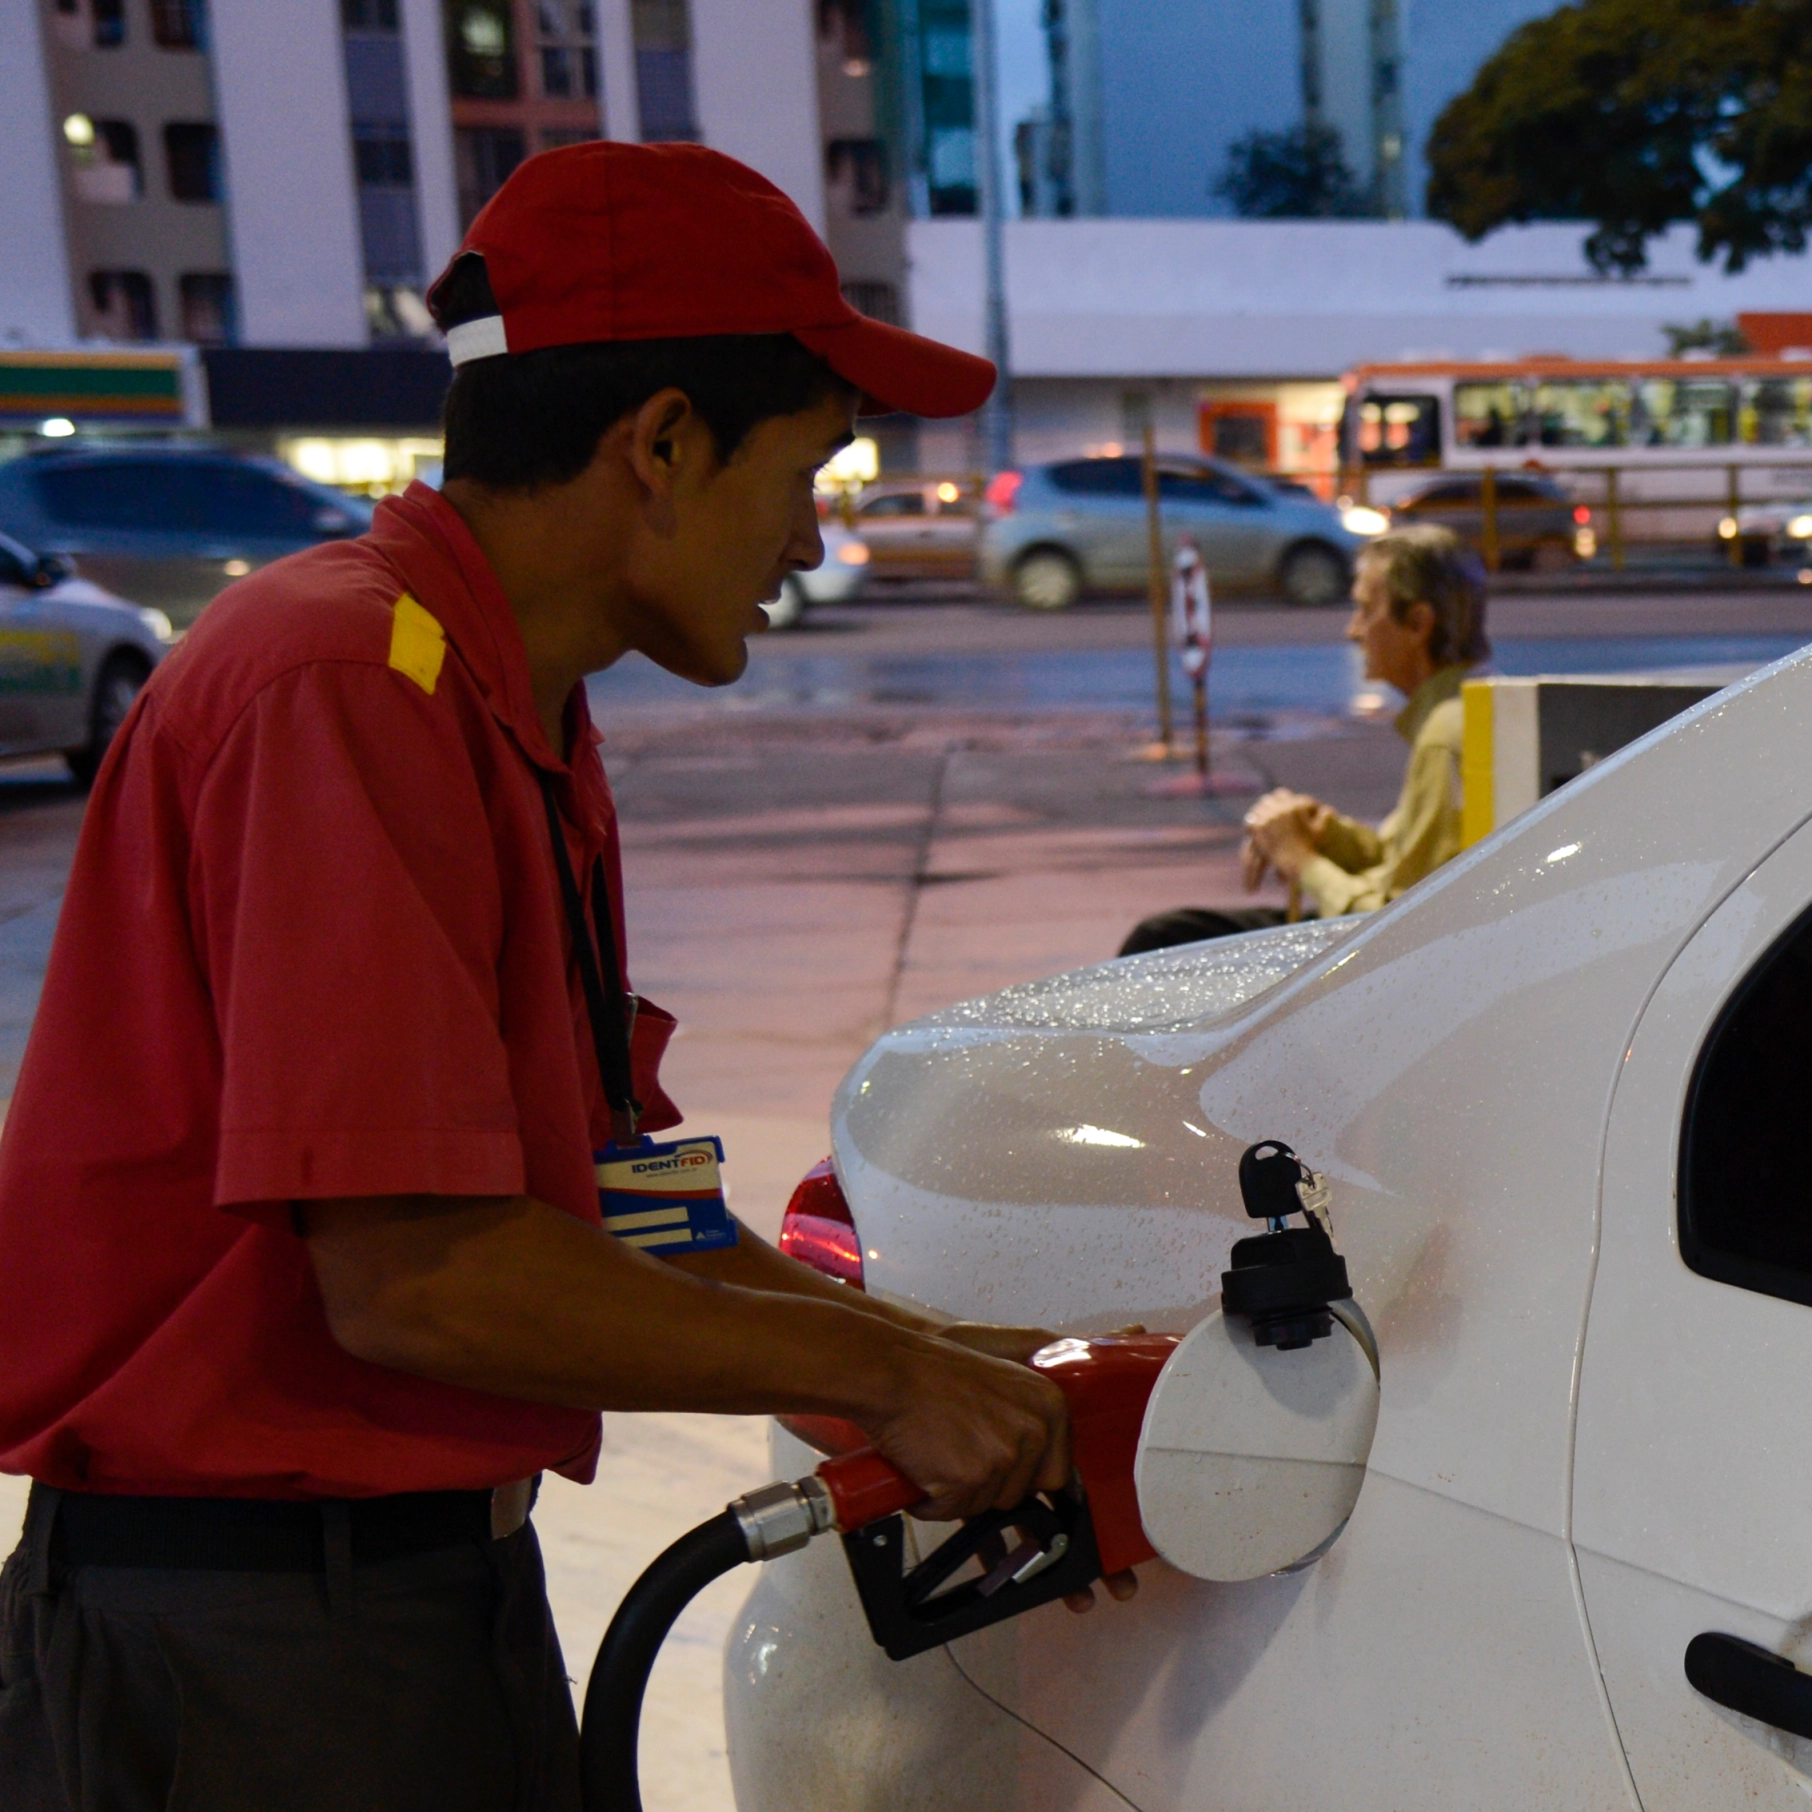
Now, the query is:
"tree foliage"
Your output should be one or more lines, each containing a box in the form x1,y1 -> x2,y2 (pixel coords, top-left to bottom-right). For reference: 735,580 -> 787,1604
1216,124 -> 1369,219
1426,0 -> 1812,272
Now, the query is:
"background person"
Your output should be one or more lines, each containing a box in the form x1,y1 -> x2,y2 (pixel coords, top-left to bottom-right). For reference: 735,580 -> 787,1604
1120,525 -> 1488,955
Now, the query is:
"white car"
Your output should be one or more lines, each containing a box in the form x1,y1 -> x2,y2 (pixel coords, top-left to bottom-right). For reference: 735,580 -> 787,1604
727,642 -> 1812,1810
0,530 -> 172,784
760,519 -> 869,629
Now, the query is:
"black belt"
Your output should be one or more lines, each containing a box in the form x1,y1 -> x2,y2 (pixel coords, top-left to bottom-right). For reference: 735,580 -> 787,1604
45,1485 -> 504,1573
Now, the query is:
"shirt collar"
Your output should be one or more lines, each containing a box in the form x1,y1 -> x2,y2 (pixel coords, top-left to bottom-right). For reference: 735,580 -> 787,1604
367,481 -> 580,773
1393,663 -> 1469,745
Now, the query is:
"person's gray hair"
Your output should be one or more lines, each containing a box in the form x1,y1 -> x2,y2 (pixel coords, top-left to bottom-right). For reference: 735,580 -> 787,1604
1359,524 -> 1490,666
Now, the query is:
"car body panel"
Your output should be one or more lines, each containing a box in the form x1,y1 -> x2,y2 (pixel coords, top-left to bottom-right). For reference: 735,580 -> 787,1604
729,646 -> 1812,1809
1388,474 -> 1579,565
0,539 -> 168,761
854,485 -> 977,580
980,458 -> 1362,598
1575,820 -> 1812,1808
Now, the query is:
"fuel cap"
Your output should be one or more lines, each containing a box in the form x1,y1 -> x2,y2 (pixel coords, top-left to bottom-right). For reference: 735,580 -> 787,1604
1132,1302 -> 1379,1582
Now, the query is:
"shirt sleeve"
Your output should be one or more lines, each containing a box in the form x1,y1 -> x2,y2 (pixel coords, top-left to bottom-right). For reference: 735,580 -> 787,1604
193,661 -> 526,1211
1313,812 -> 1385,874
1299,737 -> 1463,919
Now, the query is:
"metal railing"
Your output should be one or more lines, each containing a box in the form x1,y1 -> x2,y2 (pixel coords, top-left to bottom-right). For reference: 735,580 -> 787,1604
1344,460 -> 1812,574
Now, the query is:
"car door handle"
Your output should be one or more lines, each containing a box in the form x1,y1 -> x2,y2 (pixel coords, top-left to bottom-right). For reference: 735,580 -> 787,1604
1685,1632 -> 1812,1740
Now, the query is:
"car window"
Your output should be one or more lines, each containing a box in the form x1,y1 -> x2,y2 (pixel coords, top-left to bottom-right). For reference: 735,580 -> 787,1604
861,493 -> 926,518
1410,481 -> 1474,506
1048,459 -> 1143,497
1348,393 -> 1442,468
0,535 -> 35,588
1158,467 -> 1259,506
1680,905 -> 1812,1307
32,459 -> 335,538
33,460 -> 210,532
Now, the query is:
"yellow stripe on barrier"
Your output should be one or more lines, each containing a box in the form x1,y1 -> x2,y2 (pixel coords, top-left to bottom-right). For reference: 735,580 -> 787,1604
1461,678 -> 1494,849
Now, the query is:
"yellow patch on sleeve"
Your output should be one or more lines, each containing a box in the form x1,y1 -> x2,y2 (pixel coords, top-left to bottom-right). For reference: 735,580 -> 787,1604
388,593 -> 446,695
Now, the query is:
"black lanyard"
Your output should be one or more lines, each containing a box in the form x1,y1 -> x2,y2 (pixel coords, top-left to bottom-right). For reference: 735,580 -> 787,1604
537,770 -> 639,1144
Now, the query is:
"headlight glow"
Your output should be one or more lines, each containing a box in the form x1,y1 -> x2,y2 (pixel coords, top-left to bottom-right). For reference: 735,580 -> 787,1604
137,608 -> 176,642
1341,505 -> 1390,536
835,541 -> 870,565
1789,514 -> 1812,539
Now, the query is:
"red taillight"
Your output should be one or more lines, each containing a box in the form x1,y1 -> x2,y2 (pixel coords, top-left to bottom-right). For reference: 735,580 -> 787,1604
982,470 -> 1022,516
1573,505 -> 1592,525
778,1158 -> 865,1288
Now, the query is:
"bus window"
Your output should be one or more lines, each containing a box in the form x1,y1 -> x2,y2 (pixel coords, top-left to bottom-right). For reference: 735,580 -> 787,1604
1631,379 -> 1734,447
1351,393 -> 1441,467
1528,379 -> 1630,448
1454,382 -> 1520,448
1739,377 -> 1812,447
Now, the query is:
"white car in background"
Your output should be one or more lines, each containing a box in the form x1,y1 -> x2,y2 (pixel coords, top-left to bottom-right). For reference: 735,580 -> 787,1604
0,530 -> 172,785
761,518 -> 869,629
727,642 -> 1812,1810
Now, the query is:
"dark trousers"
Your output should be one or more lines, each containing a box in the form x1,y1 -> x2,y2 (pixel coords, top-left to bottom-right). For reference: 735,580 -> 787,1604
0,1484 -> 581,1812
1118,905 -> 1293,957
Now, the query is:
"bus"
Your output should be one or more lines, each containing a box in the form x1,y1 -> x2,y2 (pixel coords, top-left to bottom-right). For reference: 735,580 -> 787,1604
1340,357 -> 1812,560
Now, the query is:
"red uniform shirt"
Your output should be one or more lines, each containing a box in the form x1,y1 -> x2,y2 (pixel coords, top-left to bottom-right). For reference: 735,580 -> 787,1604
0,482 -> 678,1498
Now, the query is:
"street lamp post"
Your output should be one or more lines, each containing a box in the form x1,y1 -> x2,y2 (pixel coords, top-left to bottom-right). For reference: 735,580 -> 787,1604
971,0 -> 1012,475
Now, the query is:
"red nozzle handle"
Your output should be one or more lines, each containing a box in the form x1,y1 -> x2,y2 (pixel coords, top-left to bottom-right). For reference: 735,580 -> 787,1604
816,1448 -> 924,1531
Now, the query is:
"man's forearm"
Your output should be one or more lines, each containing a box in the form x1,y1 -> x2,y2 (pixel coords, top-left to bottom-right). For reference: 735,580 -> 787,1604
303,1192 -> 923,1420
666,1217 -> 936,1333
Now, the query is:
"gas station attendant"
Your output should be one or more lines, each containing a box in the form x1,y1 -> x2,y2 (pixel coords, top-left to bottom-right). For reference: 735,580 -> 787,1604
0,143 -> 1076,1810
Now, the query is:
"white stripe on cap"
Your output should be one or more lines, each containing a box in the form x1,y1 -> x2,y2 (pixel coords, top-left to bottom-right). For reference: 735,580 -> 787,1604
446,315 -> 509,365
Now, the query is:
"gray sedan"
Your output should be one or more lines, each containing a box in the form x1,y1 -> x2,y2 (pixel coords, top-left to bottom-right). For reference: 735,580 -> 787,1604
980,455 -> 1370,608
0,532 -> 172,784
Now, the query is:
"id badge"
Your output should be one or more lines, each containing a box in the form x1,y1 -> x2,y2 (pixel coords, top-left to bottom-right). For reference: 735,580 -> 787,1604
596,1135 -> 738,1255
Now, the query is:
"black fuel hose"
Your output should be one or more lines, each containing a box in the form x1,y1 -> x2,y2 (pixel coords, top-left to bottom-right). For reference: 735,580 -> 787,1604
579,1509 -> 752,1812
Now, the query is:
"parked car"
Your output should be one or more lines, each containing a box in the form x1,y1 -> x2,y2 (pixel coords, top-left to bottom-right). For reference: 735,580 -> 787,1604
1724,498 -> 1812,568
0,530 -> 171,783
0,445 -> 374,629
760,518 -> 869,630
729,646 -> 1812,1811
979,455 -> 1369,610
1382,469 -> 1587,570
851,480 -> 977,580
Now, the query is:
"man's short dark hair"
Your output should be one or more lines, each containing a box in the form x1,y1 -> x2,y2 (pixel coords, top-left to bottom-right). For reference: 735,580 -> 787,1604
434,254 -> 851,490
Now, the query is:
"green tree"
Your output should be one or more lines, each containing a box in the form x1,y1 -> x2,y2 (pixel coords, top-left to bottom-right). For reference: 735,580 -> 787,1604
1216,123 -> 1369,218
1426,0 -> 1812,273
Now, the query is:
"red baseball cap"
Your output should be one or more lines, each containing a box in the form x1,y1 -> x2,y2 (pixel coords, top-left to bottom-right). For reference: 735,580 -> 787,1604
426,141 -> 994,420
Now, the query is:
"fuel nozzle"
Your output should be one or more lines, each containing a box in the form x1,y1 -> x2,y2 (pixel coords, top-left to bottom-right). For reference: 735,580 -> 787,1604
1221,1139 -> 1351,1350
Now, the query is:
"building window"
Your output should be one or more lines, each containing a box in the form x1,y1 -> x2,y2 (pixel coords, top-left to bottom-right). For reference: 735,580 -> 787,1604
840,281 -> 899,326
164,123 -> 222,202
818,0 -> 872,74
88,271 -> 158,340
918,0 -> 975,216
151,0 -> 208,49
633,0 -> 698,140
455,125 -> 526,227
826,138 -> 889,215
342,0 -> 400,26
91,0 -> 126,47
179,273 -> 236,345
354,129 -> 415,187
537,0 -> 598,97
67,117 -> 142,204
448,1 -> 519,99
540,126 -> 597,150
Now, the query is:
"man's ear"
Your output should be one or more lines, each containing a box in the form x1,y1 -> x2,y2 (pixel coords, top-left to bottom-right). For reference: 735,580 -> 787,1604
626,388 -> 703,498
1406,598 -> 1438,645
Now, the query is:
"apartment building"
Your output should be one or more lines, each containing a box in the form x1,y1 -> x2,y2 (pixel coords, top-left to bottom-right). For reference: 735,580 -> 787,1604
3,0 -> 909,364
